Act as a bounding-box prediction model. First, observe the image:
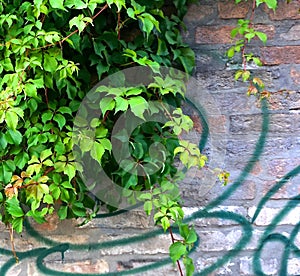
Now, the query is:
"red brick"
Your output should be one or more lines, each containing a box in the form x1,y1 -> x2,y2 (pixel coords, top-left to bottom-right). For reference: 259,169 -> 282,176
196,25 -> 275,44
196,26 -> 233,44
51,260 -> 109,273
264,1 -> 300,20
255,24 -> 275,40
262,180 -> 295,200
261,46 -> 300,65
267,158 -> 300,179
218,0 -> 251,19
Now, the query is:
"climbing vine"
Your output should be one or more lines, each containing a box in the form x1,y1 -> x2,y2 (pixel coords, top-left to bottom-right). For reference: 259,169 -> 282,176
0,0 -> 286,275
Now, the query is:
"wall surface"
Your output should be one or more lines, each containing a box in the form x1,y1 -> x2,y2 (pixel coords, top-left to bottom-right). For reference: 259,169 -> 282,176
1,0 -> 300,275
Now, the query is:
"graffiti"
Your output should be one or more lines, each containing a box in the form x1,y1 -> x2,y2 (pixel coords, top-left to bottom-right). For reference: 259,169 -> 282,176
1,81 -> 300,275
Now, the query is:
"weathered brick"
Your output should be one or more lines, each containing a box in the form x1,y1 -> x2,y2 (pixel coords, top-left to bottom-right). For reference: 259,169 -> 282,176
230,113 -> 300,134
248,206 -> 300,226
266,158 -> 300,179
281,25 -> 300,41
218,0 -> 251,19
230,180 -> 257,200
261,46 -> 300,65
262,180 -> 294,200
196,256 -> 236,275
240,257 -> 279,275
196,25 -> 275,44
118,261 -> 178,275
98,234 -> 171,255
229,114 -> 263,134
185,4 -> 215,22
267,91 -> 293,111
291,66 -> 300,85
197,230 -> 243,251
264,1 -> 300,20
46,259 -> 109,273
80,209 -> 153,229
196,26 -> 233,44
185,206 -> 248,226
288,258 -> 300,275
240,256 -> 253,275
213,92 -> 258,114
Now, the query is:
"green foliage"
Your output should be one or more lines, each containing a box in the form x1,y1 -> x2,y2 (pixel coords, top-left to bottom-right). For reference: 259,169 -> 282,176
230,0 -> 279,99
0,0 -> 205,273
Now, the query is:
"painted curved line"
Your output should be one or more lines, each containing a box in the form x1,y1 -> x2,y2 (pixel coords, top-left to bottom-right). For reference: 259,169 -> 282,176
185,210 -> 252,276
29,210 -> 250,276
0,248 -> 47,275
252,232 -> 300,276
252,165 -> 300,223
204,99 -> 269,211
35,243 -> 171,276
280,221 -> 300,275
0,94 -> 271,275
253,195 -> 300,276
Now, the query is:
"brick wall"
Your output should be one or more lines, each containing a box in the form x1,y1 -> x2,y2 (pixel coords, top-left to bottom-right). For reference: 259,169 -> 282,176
1,1 -> 300,275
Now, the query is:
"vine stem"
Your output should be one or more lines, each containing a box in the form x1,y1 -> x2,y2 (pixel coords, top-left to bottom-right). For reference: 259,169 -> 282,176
242,0 -> 257,71
36,4 -> 109,50
8,225 -> 19,263
168,227 -> 184,276
61,4 -> 109,44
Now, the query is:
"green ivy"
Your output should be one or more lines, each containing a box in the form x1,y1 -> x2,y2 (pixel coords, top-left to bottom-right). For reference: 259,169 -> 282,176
0,0 -> 204,274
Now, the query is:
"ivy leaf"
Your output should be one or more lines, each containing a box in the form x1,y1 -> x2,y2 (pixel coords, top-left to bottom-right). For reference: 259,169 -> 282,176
5,110 -> 18,130
14,152 -> 29,169
169,242 -> 187,263
107,0 -> 125,11
49,0 -> 66,10
40,149 -> 52,161
53,114 -> 66,130
65,0 -> 87,9
44,54 -> 58,73
143,201 -> 152,216
174,48 -> 195,75
183,256 -> 195,276
99,97 -> 115,115
0,133 -> 7,150
71,202 -> 86,216
6,197 -> 24,218
5,130 -> 23,145
227,47 -> 235,58
115,97 -> 128,113
91,142 -> 105,165
186,228 -> 197,244
69,14 -> 92,34
12,217 -> 23,233
93,38 -> 105,57
42,110 -> 53,123
64,164 -> 76,181
124,173 -> 138,189
58,205 -> 68,220
257,0 -> 277,10
24,83 -> 37,98
128,96 -> 148,119
57,106 -> 72,115
255,31 -> 267,45
160,216 -> 170,231
43,194 -> 54,204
